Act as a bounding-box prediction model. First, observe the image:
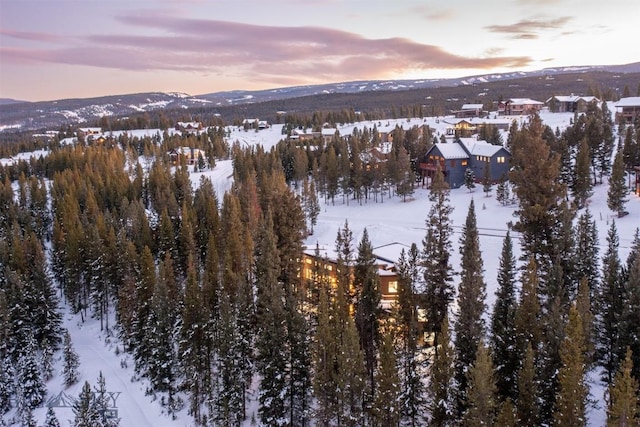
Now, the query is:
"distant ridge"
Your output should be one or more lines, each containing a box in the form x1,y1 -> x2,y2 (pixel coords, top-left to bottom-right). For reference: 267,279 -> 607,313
1,62 -> 639,133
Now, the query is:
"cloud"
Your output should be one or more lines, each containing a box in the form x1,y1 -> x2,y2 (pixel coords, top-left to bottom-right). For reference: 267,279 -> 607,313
1,12 -> 532,86
485,16 -> 571,39
0,29 -> 66,43
408,6 -> 455,21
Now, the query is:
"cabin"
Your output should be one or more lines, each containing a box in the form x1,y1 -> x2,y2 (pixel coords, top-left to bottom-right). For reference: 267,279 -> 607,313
175,121 -> 203,134
168,146 -> 206,166
454,103 -> 484,118
499,98 -> 544,116
419,138 -> 510,188
635,166 -> 640,196
615,97 -> 640,124
546,95 -> 600,113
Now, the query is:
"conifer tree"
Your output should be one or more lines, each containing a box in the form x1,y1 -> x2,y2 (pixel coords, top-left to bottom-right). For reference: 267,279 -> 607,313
576,277 -> 595,363
427,316 -> 455,427
572,138 -> 593,208
373,332 -> 401,427
354,228 -> 381,396
490,231 -> 519,402
16,334 -> 45,417
509,115 -> 566,263
0,355 -> 11,415
422,167 -> 454,349
606,348 -> 639,426
573,209 -> 599,294
516,343 -> 538,426
597,221 -> 624,382
95,371 -> 120,427
495,398 -> 517,427
63,330 -> 80,386
140,256 -> 177,404
395,244 -> 425,427
464,168 -> 476,192
514,258 -> 542,356
552,304 -> 588,427
619,248 -> 640,380
304,179 -> 321,234
255,212 -> 288,426
454,199 -> 487,415
73,381 -> 101,427
44,407 -> 61,427
462,343 -> 498,427
482,162 -> 492,197
608,150 -> 628,217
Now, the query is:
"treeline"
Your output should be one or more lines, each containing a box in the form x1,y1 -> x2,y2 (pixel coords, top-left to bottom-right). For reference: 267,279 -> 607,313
0,109 -> 639,426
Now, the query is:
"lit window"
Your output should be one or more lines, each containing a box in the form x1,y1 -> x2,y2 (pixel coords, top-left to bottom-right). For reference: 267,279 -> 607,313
497,156 -> 505,163
461,160 -> 468,166
388,281 -> 398,294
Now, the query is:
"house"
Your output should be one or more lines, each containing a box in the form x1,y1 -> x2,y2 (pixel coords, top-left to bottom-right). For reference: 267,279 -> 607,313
546,95 -> 600,113
499,98 -> 544,116
76,127 -> 102,139
419,138 -> 510,188
175,121 -> 203,134
444,119 -> 476,137
635,166 -> 640,196
454,103 -> 484,118
168,146 -> 206,166
615,97 -> 640,124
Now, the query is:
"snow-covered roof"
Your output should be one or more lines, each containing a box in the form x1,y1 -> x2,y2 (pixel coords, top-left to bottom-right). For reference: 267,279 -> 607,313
547,95 -> 600,103
616,97 -> 640,107
434,142 -> 469,159
458,138 -> 504,157
506,98 -> 544,105
321,128 -> 338,136
461,103 -> 483,110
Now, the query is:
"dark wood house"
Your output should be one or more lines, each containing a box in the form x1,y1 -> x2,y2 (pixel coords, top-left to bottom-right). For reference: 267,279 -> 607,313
419,138 -> 510,188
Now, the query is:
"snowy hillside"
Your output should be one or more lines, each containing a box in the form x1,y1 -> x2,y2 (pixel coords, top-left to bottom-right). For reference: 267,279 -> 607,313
3,109 -> 639,427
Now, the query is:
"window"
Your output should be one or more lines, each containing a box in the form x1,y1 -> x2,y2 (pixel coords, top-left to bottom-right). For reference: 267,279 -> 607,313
450,160 -> 456,167
497,156 -> 505,163
461,160 -> 468,166
388,281 -> 398,294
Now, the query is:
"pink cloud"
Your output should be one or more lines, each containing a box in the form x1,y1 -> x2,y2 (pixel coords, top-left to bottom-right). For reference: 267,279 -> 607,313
1,12 -> 533,86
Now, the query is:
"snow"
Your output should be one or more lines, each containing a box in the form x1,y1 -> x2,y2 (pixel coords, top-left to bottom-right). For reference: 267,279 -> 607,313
3,108 -> 638,426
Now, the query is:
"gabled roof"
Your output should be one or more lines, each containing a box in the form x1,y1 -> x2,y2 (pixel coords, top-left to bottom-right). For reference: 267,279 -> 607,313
506,98 -> 544,105
432,142 -> 469,160
616,97 -> 640,107
457,138 -> 506,157
546,95 -> 600,103
461,103 -> 483,110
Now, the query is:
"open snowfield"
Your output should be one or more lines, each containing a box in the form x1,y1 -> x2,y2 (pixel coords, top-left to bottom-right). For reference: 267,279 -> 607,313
4,108 -> 639,426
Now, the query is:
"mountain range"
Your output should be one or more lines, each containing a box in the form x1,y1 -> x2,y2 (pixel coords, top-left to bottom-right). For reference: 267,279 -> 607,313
1,62 -> 639,133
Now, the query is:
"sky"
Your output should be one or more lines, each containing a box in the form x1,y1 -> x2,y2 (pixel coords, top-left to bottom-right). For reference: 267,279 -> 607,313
1,0 -> 638,102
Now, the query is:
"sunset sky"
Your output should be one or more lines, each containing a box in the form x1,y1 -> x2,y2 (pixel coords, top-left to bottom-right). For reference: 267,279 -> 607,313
1,0 -> 638,102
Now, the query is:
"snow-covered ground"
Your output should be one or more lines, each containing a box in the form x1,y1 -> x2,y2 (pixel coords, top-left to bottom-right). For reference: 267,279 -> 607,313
3,109 -> 638,426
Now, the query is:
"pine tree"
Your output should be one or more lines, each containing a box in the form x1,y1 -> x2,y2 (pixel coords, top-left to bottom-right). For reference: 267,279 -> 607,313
44,407 -> 61,427
572,138 -> 593,209
516,343 -> 538,426
619,247 -> 640,380
373,332 -> 401,427
95,371 -> 120,427
552,304 -> 588,427
597,221 -> 624,382
462,343 -> 498,427
464,168 -> 476,192
490,231 -> 519,402
514,258 -> 542,357
573,209 -> 599,294
454,199 -> 487,416
427,316 -> 455,427
354,228 -> 381,397
482,162 -> 492,197
509,115 -> 567,263
73,381 -> 101,427
304,179 -> 321,234
422,167 -> 455,348
0,355 -> 11,415
395,244 -> 425,427
63,330 -> 80,386
495,398 -> 518,427
606,348 -> 639,426
16,334 -> 46,416
607,150 -> 628,217
255,212 -> 288,426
